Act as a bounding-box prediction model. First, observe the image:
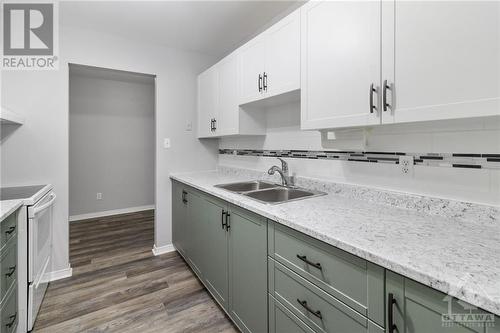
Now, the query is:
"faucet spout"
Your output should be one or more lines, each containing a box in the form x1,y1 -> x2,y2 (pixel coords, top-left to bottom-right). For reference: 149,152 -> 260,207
267,158 -> 293,186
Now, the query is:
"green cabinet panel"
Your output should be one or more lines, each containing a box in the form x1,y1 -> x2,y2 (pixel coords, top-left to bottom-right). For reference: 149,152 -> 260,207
0,239 -> 17,304
269,258 -> 383,333
184,189 -> 206,278
0,284 -> 17,333
386,271 -> 494,333
172,180 -> 187,257
269,294 -> 315,333
486,317 -> 500,333
268,221 -> 384,326
0,213 -> 17,251
202,195 -> 229,309
228,205 -> 268,333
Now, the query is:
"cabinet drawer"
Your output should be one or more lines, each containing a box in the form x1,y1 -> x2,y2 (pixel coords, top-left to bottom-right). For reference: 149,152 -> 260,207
0,212 -> 17,251
0,284 -> 17,333
269,294 -> 315,333
268,222 -> 384,325
0,240 -> 17,304
269,258 -> 384,333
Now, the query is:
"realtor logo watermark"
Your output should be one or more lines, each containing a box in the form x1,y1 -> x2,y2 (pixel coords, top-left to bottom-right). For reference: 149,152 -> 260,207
1,1 -> 59,70
441,274 -> 496,329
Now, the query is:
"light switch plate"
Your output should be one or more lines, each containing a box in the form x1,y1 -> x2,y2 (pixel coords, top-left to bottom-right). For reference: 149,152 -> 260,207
164,138 -> 171,149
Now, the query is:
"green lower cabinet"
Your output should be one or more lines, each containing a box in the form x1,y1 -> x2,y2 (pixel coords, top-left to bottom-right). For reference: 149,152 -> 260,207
172,180 -> 187,257
386,271 -> 496,333
202,196 -> 229,309
268,221 -> 384,326
269,294 -> 315,333
184,189 -> 206,278
486,317 -> 500,333
228,205 -> 268,333
269,258 -> 383,333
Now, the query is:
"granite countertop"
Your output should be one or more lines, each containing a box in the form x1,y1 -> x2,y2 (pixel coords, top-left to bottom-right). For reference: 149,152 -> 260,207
1,199 -> 23,221
170,168 -> 500,316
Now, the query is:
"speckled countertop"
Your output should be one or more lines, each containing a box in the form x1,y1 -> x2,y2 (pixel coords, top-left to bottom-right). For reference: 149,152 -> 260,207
0,199 -> 23,221
170,167 -> 500,316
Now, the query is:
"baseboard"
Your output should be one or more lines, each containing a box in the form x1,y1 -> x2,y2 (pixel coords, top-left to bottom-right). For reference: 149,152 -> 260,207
69,205 -> 155,222
45,267 -> 73,282
152,243 -> 175,256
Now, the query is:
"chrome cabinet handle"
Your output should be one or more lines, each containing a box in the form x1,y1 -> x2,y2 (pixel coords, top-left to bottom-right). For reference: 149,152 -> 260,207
182,190 -> 187,204
296,255 -> 322,270
258,74 -> 263,92
383,80 -> 392,112
263,72 -> 268,91
369,83 -> 378,114
297,299 -> 322,319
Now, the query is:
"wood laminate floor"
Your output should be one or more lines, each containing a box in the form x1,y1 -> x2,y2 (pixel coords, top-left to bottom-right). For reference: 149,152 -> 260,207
33,210 -> 237,333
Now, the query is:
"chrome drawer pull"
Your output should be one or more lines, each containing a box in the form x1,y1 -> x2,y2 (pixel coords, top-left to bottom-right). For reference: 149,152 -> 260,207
5,312 -> 17,328
296,254 -> 322,270
5,265 -> 16,278
297,299 -> 323,320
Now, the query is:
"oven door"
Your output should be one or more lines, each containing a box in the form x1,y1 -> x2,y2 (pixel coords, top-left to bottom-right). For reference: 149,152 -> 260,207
28,191 -> 55,330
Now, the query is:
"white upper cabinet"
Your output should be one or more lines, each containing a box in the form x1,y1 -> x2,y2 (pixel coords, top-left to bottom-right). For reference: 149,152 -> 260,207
300,1 -> 382,130
217,54 -> 239,136
382,1 -> 500,124
238,10 -> 300,105
197,52 -> 266,138
263,10 -> 300,99
238,36 -> 267,104
197,66 -> 218,138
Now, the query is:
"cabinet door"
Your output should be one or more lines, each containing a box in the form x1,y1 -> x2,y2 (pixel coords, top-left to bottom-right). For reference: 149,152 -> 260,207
382,1 -> 500,124
264,10 -> 300,99
171,181 -> 187,257
197,66 -> 218,138
184,190 -> 206,277
217,53 -> 239,136
228,206 -> 268,333
386,271 -> 489,333
238,36 -> 266,105
202,196 -> 229,310
300,1 -> 382,130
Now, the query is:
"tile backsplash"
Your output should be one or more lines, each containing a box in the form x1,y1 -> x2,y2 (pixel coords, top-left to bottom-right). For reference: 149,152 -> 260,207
219,149 -> 500,170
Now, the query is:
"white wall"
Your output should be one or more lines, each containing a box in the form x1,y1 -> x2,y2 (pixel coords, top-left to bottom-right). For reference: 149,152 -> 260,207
220,102 -> 500,206
69,68 -> 155,217
1,25 -> 218,273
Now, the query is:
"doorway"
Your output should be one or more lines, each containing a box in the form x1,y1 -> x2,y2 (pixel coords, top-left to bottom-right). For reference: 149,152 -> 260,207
68,64 -> 156,273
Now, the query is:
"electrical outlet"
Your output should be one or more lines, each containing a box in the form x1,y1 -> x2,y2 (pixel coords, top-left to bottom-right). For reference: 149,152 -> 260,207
96,192 -> 103,200
399,156 -> 414,176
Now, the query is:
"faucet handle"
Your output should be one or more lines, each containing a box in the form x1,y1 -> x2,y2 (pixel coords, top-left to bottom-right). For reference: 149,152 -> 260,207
277,158 -> 288,173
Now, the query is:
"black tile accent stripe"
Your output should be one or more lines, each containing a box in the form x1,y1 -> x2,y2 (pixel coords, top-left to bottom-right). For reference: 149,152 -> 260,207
453,164 -> 482,169
219,149 -> 500,170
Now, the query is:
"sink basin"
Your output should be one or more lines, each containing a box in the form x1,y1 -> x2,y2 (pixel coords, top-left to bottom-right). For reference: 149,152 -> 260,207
214,181 -> 277,193
243,187 -> 325,204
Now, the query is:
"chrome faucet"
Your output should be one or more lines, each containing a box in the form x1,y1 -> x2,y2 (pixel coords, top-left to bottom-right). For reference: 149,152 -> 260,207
268,158 -> 293,187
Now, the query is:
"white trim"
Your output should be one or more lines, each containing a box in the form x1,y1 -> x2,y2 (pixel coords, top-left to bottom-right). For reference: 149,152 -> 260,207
152,243 -> 175,256
44,267 -> 73,282
69,205 -> 155,222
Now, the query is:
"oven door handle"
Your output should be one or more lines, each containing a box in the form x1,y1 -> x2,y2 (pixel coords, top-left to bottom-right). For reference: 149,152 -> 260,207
33,193 -> 56,215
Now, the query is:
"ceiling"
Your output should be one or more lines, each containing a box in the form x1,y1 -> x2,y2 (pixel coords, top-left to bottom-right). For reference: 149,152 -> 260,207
60,1 -> 302,58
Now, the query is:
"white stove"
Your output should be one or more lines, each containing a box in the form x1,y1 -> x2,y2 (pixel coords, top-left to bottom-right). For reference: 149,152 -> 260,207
1,184 -> 54,332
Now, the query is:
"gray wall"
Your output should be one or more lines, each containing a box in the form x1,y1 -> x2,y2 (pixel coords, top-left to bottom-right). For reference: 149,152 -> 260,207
69,66 -> 155,217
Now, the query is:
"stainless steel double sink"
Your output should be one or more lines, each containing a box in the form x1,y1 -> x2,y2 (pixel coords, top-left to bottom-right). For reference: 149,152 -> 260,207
214,180 -> 326,204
